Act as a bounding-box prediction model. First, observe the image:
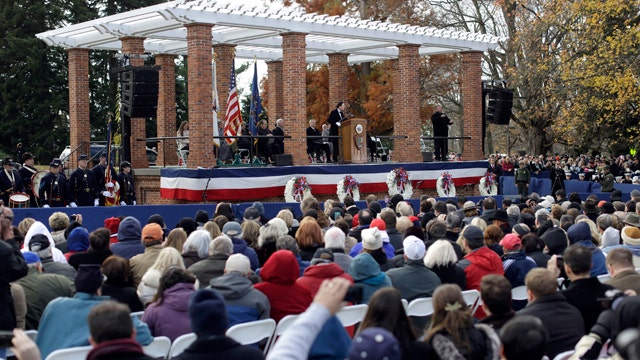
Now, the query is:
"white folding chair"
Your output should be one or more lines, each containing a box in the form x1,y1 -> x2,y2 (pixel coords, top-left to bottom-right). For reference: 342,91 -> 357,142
168,332 -> 197,358
598,274 -> 611,283
511,285 -> 528,301
131,311 -> 144,321
44,345 -> 92,360
406,297 -> 434,317
226,318 -> 276,354
461,289 -> 481,315
401,299 -> 409,312
7,330 -> 37,359
142,336 -> 171,359
335,304 -> 369,327
264,314 -> 300,354
557,277 -> 566,290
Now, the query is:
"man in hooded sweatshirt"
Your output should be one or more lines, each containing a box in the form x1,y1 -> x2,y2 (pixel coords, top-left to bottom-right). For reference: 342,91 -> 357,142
348,250 -> 392,304
110,216 -> 144,259
254,250 -> 312,322
566,221 -> 607,276
209,253 -> 270,326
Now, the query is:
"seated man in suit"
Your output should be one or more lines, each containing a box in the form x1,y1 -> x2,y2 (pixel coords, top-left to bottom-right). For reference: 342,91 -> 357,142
306,119 -> 331,163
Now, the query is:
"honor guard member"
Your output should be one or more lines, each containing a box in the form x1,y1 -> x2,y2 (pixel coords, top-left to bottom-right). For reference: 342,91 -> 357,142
0,157 -> 23,206
18,153 -> 38,207
68,154 -> 99,207
117,161 -> 136,206
92,153 -> 117,206
39,158 -> 68,208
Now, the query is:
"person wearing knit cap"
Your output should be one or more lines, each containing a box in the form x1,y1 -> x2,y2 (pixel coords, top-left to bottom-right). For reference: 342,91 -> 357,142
386,235 -> 441,302
348,328 -> 402,360
36,264 -> 153,358
103,217 -> 121,245
499,234 -> 536,307
194,210 -> 210,229
29,233 -> 76,280
111,216 -> 144,259
64,227 -> 90,262
566,222 -> 607,276
512,223 -> 531,238
349,220 -> 395,259
129,223 -> 165,289
349,250 -> 392,304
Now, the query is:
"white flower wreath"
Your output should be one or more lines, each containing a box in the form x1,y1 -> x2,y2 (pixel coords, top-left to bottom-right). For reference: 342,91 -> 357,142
337,175 -> 360,202
386,168 -> 413,199
479,176 -> 498,196
436,172 -> 457,198
284,176 -> 313,203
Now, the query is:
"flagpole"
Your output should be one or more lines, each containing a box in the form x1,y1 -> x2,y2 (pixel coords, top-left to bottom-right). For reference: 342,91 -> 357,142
212,52 -> 220,146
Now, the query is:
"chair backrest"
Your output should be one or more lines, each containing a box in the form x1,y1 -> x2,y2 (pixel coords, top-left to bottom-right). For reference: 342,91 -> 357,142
142,336 -> 171,359
511,285 -> 528,301
401,299 -> 409,312
226,318 -> 276,354
597,274 -> 611,283
335,304 -> 369,327
264,314 -> 300,354
552,350 -> 575,360
406,297 -> 434,317
168,332 -> 197,358
130,311 -> 144,321
461,289 -> 481,315
557,277 -> 566,290
44,346 -> 92,360
7,330 -> 37,359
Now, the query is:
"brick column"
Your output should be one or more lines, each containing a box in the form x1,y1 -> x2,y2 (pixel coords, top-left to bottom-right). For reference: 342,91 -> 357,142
394,45 -> 421,162
121,37 -> 148,168
328,53 -> 349,112
156,54 -> 177,166
186,24 -> 214,167
282,32 -> 307,165
461,51 -> 483,160
266,61 -> 283,119
214,44 -> 236,143
68,49 -> 90,165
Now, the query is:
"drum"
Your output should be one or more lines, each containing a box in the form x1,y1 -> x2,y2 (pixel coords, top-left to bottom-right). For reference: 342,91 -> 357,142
31,171 -> 47,199
9,193 -> 29,208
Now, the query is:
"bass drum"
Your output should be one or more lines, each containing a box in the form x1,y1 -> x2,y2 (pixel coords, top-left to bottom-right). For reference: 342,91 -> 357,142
31,171 -> 48,199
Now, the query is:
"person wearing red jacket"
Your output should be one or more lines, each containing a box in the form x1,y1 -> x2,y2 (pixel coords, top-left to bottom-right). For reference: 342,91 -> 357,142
254,250 -> 312,322
296,249 -> 353,296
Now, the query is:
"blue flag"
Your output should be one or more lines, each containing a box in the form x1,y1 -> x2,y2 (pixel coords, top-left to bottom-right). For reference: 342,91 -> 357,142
249,61 -> 262,137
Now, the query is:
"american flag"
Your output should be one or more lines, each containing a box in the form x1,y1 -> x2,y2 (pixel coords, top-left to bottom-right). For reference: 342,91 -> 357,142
223,62 -> 242,145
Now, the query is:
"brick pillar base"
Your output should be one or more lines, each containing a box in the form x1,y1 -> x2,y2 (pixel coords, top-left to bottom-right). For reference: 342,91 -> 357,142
121,37 -> 148,168
394,45 -> 421,163
282,33 -> 307,165
266,61 -> 283,120
156,54 -> 177,166
68,49 -> 91,165
461,51 -> 483,160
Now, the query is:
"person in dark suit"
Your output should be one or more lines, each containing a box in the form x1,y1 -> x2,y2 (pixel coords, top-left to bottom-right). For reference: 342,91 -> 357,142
68,154 -> 99,207
18,153 -> 38,207
271,118 -> 285,156
431,105 -> 453,161
306,119 -> 331,162
326,102 -> 347,163
39,158 -> 69,208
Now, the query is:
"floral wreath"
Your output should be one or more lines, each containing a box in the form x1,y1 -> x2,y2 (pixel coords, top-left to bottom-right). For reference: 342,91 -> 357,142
479,171 -> 498,196
436,171 -> 456,198
386,167 -> 413,199
337,175 -> 360,202
284,176 -> 312,203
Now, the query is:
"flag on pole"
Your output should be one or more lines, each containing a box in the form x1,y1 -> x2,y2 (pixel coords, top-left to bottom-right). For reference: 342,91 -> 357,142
249,60 -> 262,137
212,59 -> 220,146
104,120 -> 119,206
223,62 -> 242,145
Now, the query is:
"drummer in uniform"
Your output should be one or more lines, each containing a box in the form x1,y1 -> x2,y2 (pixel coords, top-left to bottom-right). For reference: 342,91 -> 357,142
0,157 -> 23,206
92,153 -> 117,206
39,158 -> 68,208
117,161 -> 136,206
68,154 -> 99,207
18,152 -> 39,207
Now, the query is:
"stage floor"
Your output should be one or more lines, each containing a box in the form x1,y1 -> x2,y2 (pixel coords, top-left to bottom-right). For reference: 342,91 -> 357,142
160,160 -> 488,201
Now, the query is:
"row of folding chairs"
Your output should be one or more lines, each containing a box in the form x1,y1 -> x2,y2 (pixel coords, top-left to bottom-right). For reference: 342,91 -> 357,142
404,289 -> 481,318
45,336 -> 172,360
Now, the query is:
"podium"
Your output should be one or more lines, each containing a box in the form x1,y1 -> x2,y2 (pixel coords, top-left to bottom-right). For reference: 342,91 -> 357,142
340,118 -> 368,164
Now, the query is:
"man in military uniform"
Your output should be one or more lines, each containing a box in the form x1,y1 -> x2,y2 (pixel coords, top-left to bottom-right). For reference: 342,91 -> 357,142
18,153 -> 39,207
599,165 -> 615,192
117,161 -> 136,206
39,159 -> 68,208
515,160 -> 531,201
0,157 -> 23,206
92,153 -> 117,206
68,154 -> 99,207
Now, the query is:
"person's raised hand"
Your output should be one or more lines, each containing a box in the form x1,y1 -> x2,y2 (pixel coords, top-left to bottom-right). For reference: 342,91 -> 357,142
314,277 -> 351,315
11,328 -> 41,360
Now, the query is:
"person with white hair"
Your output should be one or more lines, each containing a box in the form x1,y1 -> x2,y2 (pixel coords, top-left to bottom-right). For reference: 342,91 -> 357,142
323,226 -> 352,272
208,253 -> 270,326
423,239 -> 466,289
188,235 -> 233,288
137,247 -> 190,305
396,201 -> 414,217
257,217 -> 289,265
181,229 -> 212,268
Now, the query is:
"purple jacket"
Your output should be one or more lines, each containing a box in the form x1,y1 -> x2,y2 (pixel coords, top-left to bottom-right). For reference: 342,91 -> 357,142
142,282 -> 195,342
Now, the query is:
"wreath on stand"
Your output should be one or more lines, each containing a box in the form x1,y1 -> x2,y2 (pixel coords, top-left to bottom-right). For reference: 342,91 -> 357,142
387,167 -> 413,199
437,171 -> 456,198
479,172 -> 498,196
284,176 -> 312,203
337,175 -> 360,202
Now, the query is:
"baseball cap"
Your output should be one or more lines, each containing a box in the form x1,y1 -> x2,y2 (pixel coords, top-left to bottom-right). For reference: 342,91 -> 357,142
402,236 -> 426,260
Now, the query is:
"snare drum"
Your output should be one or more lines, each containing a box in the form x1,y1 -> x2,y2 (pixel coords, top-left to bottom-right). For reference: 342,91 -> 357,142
9,192 -> 30,208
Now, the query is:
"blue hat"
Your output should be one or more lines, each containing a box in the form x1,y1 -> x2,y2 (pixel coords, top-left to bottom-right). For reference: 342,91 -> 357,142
222,221 -> 242,237
567,222 -> 592,244
348,328 -> 401,360
189,289 -> 228,336
67,227 -> 90,252
22,252 -> 40,264
49,158 -> 61,167
78,154 -> 88,161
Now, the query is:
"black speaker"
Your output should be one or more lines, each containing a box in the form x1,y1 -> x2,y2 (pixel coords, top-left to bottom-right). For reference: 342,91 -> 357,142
274,154 -> 293,166
121,67 -> 159,118
486,88 -> 513,125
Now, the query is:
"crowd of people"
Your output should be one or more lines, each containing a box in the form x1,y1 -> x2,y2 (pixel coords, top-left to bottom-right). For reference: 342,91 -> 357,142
4,184 -> 640,358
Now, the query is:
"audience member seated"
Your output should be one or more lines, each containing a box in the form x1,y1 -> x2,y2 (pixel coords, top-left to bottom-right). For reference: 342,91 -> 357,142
386,236 -> 441,302
323,226 -> 352,272
423,239 -> 466,290
64,227 -> 90,261
222,222 -> 260,270
100,255 -> 144,312
517,268 -> 584,358
181,227 -> 209,268
138,247 -> 189,305
68,227 -> 113,270
296,248 -> 353,296
349,249 -> 392,304
27,234 -> 76,280
188,235 -> 232,288
499,315 -> 548,360
479,274 -> 515,330
604,247 -> 640,293
567,221 -> 608,276
110,216 -> 144,259
130,223 -> 165,288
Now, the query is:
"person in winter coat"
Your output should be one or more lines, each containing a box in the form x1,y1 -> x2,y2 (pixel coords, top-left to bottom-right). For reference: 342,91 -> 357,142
254,250 -> 312,322
567,221 -> 607,276
23,221 -> 67,263
142,267 -> 196,341
222,222 -> 260,270
386,236 -> 441,302
188,235 -> 232,288
499,234 -> 537,289
138,247 -> 190,305
424,240 -> 466,290
349,251 -> 392,304
130,223 -> 165,288
110,216 -> 144,259
0,229 -> 28,359
175,289 -> 264,360
295,217 -> 324,262
296,248 -> 353,296
64,227 -> 90,261
209,254 -> 271,327
100,255 -> 143,312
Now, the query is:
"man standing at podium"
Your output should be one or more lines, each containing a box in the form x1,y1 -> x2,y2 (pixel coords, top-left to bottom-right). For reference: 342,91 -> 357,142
327,102 -> 347,163
431,105 -> 453,161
